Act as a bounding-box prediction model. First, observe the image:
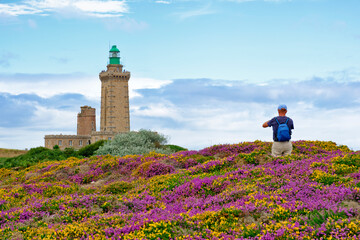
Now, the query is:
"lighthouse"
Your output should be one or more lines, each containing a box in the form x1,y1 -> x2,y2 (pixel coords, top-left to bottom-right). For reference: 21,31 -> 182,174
94,45 -> 131,141
45,45 -> 131,148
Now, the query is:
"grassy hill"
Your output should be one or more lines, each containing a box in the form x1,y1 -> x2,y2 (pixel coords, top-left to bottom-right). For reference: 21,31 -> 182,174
0,140 -> 360,239
0,148 -> 27,158
0,140 -> 106,169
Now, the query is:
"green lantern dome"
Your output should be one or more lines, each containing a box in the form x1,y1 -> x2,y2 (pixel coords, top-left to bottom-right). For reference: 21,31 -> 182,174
109,45 -> 120,65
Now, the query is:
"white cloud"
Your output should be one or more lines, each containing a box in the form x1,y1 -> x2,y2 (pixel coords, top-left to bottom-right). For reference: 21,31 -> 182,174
0,74 -> 100,99
140,102 -> 276,150
129,77 -> 360,151
129,77 -> 172,98
0,73 -> 171,99
155,0 -> 171,4
0,3 -> 42,16
7,75 -> 172,103
74,0 -> 127,13
30,105 -> 77,130
0,0 -> 128,18
0,127 -> 47,149
174,4 -> 215,20
0,102 -> 77,149
288,107 -> 360,151
132,102 -> 181,119
25,0 -> 71,9
2,73 -> 360,151
135,102 -> 360,151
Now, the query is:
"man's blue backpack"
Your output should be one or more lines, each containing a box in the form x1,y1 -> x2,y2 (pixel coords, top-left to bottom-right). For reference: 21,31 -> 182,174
275,118 -> 291,142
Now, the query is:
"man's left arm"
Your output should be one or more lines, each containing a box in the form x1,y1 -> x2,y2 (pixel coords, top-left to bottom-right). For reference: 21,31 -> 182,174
262,121 -> 269,128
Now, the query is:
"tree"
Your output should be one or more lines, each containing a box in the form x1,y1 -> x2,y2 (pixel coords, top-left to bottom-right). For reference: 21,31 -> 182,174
95,129 -> 173,156
77,140 -> 106,157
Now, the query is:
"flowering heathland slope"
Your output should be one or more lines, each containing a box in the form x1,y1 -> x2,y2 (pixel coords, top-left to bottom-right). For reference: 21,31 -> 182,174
1,141 -> 360,239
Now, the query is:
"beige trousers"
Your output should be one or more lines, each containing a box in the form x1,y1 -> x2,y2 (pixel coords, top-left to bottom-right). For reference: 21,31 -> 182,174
272,141 -> 292,157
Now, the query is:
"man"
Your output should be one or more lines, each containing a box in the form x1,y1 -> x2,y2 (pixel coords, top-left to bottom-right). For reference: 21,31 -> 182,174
262,104 -> 294,157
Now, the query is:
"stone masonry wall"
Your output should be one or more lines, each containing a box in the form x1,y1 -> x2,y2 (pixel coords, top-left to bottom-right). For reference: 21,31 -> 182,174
77,106 -> 96,136
99,64 -> 130,134
44,135 -> 91,150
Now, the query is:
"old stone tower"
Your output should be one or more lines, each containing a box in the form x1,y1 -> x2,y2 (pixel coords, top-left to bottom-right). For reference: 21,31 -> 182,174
91,45 -> 131,142
99,45 -> 130,133
44,45 -> 131,150
77,106 -> 96,136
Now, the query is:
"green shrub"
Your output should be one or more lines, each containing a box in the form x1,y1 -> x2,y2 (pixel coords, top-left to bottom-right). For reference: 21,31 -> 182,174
0,147 -> 64,169
0,141 -> 108,169
95,129 -> 174,157
238,153 -> 259,165
0,146 -> 79,169
64,148 -> 77,158
306,209 -> 348,227
333,153 -> 360,168
103,181 -> 134,194
165,145 -> 188,152
78,140 -> 106,157
193,155 -> 215,164
311,169 -> 351,186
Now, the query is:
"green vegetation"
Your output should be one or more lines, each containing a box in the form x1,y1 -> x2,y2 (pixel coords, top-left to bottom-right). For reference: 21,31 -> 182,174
1,140 -> 360,239
103,181 -> 134,194
306,209 -> 348,227
0,148 -> 27,158
0,140 -> 106,169
78,140 -> 107,157
0,147 -> 64,169
95,129 -> 175,156
165,144 -> 188,152
0,134 -> 187,169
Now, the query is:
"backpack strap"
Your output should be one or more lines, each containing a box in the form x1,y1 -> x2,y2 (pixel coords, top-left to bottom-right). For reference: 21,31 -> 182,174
275,117 -> 280,125
275,117 -> 289,125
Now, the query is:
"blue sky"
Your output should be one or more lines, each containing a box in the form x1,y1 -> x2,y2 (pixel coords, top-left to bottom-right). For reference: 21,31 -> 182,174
0,0 -> 360,150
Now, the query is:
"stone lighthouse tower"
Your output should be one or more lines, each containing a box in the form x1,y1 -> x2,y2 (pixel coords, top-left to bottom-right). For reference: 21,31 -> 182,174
45,45 -> 131,149
91,45 -> 131,142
